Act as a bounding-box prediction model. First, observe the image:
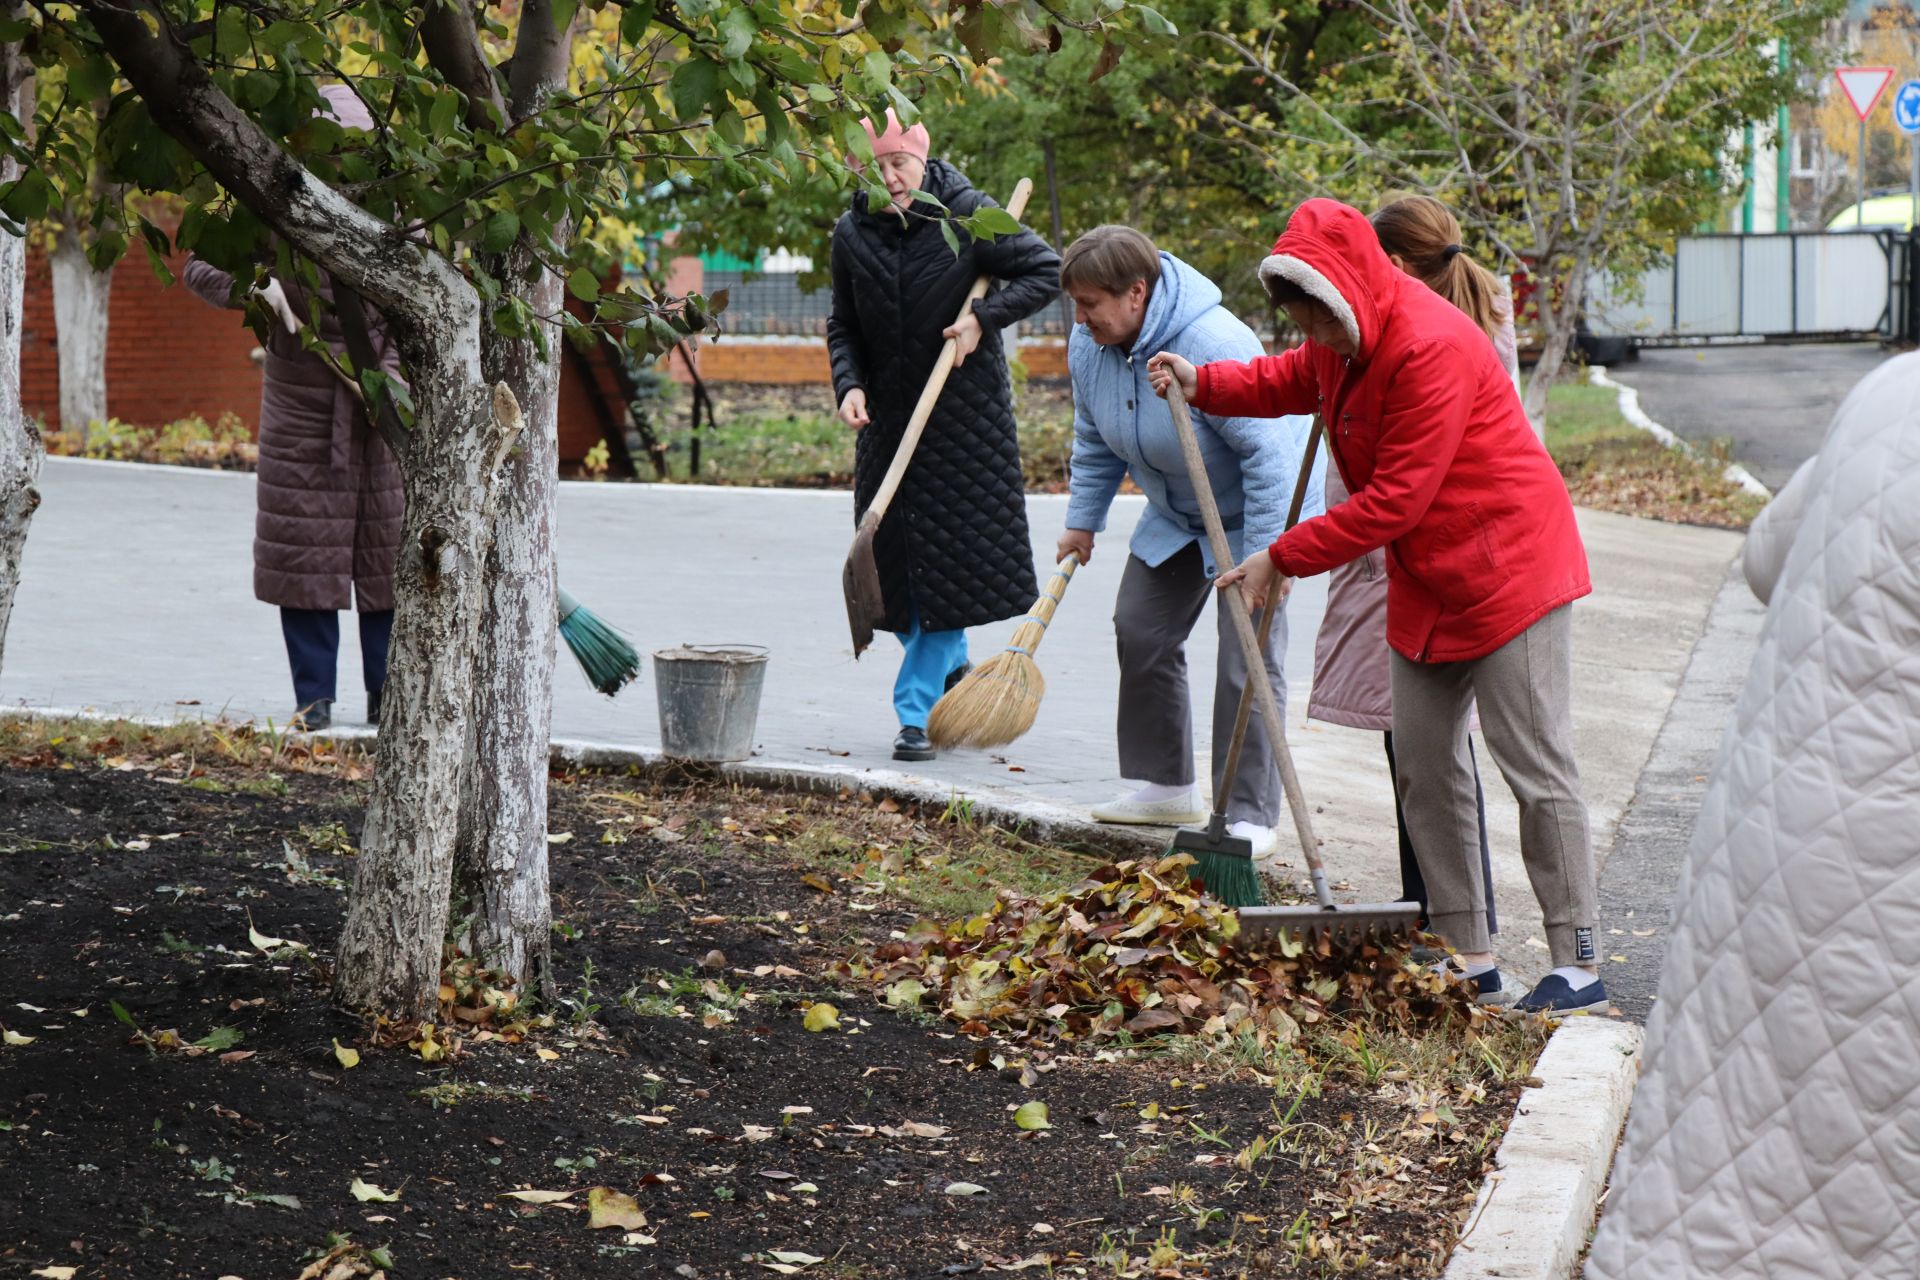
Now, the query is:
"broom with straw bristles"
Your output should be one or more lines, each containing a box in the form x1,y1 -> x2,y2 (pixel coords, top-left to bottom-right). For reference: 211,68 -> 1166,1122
928,553 -> 1081,749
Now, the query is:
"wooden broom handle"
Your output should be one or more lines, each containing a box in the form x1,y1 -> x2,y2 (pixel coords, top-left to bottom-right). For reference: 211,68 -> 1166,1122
1165,384 -> 1323,874
863,178 -> 1034,524
1216,416 -> 1324,801
1004,553 -> 1079,657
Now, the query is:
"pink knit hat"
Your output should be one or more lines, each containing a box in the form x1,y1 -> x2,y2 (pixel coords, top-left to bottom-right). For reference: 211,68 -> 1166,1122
856,109 -> 930,167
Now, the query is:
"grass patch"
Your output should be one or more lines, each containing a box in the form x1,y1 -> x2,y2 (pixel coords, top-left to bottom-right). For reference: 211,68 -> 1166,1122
671,381 -> 1078,492
1543,380 -> 1765,529
781,815 -> 1092,921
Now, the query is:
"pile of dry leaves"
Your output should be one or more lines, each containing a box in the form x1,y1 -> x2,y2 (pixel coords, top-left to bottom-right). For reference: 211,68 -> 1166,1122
852,854 -> 1474,1046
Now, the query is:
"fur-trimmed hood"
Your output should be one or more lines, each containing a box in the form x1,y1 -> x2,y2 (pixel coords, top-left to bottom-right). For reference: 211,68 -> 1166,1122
1258,198 -> 1403,360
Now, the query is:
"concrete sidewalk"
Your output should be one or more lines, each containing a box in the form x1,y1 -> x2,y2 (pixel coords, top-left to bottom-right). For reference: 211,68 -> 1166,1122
3,457 -> 1743,982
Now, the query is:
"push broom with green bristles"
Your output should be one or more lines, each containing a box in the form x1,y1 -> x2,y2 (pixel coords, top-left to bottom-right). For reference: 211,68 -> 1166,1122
558,587 -> 641,695
1164,386 -> 1421,944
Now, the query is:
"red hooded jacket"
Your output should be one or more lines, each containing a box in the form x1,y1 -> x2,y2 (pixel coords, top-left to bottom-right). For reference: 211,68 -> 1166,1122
1192,199 -> 1590,663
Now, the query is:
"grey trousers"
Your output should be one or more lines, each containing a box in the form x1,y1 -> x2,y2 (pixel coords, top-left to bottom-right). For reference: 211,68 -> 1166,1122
1389,605 -> 1598,967
1114,544 -> 1286,826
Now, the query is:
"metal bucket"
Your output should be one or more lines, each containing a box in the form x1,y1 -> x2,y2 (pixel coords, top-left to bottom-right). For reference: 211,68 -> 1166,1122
652,645 -> 770,763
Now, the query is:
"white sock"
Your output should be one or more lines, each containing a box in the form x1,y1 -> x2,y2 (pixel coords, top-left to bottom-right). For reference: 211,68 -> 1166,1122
1226,820 -> 1273,838
1550,965 -> 1599,990
1127,781 -> 1194,803
1434,957 -> 1497,978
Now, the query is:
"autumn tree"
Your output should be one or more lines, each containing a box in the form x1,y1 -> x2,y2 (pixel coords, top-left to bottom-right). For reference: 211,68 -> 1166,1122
1205,0 -> 1840,418
0,0 -> 1155,1019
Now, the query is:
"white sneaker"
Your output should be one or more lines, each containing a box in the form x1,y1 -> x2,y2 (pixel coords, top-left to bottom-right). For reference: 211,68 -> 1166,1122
1089,785 -> 1206,826
1226,821 -> 1278,858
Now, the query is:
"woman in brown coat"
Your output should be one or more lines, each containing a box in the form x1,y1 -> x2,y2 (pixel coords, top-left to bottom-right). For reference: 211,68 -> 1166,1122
183,85 -> 404,730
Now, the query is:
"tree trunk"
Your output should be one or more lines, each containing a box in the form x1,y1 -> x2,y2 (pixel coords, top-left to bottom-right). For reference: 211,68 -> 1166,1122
49,220 -> 111,442
334,360 -> 525,1019
453,247 -> 561,1000
0,31 -> 39,676
446,0 -> 572,1004
1522,264 -> 1586,427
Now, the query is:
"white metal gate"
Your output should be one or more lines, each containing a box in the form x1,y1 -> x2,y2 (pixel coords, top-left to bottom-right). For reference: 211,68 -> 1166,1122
1586,231 -> 1908,343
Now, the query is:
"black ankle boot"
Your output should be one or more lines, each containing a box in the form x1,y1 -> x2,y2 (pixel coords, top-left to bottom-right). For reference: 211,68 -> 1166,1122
892,726 -> 935,762
294,699 -> 332,731
367,689 -> 382,725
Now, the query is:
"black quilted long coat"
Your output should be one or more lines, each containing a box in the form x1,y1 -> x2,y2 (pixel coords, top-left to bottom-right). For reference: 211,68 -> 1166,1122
827,159 -> 1061,635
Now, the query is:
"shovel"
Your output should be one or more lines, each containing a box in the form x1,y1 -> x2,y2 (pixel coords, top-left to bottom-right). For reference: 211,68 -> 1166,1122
1163,383 -> 1422,948
844,177 -> 1035,656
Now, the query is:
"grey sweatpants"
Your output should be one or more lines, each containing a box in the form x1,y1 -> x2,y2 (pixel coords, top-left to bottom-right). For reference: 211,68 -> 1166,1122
1389,605 -> 1598,967
1114,544 -> 1286,826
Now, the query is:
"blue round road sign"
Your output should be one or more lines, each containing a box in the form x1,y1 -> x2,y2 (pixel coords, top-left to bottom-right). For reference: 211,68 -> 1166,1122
1895,79 -> 1920,134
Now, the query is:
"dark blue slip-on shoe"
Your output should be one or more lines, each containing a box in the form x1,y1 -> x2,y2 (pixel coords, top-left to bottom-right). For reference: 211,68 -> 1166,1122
1513,973 -> 1609,1015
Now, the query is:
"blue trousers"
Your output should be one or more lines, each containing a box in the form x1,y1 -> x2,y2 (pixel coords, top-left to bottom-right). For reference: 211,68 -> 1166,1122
280,607 -> 394,709
891,605 -> 968,729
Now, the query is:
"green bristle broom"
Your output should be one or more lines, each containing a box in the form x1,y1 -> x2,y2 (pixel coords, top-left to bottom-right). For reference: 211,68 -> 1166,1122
558,587 -> 641,695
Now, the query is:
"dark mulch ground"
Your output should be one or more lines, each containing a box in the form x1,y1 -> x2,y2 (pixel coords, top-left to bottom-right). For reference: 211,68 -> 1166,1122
0,724 -> 1529,1279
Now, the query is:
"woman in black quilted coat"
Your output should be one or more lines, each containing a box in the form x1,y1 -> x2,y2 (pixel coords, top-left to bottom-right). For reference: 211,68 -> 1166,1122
828,112 -> 1061,762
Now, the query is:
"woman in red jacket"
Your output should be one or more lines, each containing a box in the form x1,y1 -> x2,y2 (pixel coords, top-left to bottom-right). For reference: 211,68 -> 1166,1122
1148,198 -> 1604,1015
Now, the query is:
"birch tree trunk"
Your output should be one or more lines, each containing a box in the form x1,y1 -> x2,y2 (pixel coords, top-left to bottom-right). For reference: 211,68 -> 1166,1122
0,29 -> 39,677
453,247 -> 561,998
335,370 -> 524,1017
448,0 -> 571,1001
49,221 -> 111,441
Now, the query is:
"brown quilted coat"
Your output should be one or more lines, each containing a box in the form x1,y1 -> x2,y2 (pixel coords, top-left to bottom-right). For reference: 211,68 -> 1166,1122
184,257 -> 404,612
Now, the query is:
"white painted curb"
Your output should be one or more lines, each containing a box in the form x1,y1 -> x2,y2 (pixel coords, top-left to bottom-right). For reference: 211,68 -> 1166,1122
1587,365 -> 1770,499
1444,1018 -> 1645,1280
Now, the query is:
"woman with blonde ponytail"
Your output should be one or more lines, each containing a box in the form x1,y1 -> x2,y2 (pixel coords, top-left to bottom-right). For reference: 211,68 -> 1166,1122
1370,194 -> 1521,393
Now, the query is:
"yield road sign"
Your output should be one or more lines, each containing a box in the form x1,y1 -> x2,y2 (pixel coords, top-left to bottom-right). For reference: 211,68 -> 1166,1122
1895,80 -> 1920,134
1837,65 -> 1896,121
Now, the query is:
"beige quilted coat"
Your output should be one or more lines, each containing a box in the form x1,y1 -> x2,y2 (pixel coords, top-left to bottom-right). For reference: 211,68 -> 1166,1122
1587,352 -> 1920,1277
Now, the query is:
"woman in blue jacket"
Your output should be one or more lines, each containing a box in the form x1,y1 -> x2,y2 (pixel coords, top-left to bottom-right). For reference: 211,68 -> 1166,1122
1057,226 -> 1321,852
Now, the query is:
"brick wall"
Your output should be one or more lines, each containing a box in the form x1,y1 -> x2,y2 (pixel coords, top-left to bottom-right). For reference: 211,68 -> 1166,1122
21,237 -> 655,465
23,241 -> 264,433
685,336 -> 1069,385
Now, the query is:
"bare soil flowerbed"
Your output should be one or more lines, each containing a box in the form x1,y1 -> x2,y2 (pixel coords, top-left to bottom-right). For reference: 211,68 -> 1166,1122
0,717 -> 1545,1279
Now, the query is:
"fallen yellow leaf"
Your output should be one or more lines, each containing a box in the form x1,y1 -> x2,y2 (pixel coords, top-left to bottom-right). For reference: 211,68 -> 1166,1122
535,1047 -> 560,1062
587,1186 -> 648,1230
3,1029 -> 34,1046
802,1003 -> 839,1033
333,1038 -> 360,1069
501,1188 -> 577,1204
350,1177 -> 400,1203
245,909 -> 309,954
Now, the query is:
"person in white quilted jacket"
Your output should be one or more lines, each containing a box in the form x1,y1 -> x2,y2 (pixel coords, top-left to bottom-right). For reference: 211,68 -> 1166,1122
1587,352 -> 1920,1278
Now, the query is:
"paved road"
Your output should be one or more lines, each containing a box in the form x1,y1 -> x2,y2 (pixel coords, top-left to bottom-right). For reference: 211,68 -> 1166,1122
1592,341 -> 1884,1017
1609,343 -> 1889,492
5,457 -> 1743,989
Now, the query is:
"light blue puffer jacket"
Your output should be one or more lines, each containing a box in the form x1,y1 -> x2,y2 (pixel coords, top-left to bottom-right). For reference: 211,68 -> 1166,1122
1064,252 -> 1322,573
